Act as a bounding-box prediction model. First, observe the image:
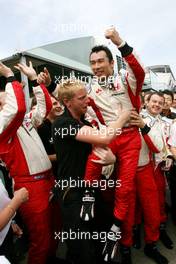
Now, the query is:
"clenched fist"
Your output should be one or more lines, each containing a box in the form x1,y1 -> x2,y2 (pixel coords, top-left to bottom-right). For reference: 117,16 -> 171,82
105,27 -> 123,47
14,187 -> 29,203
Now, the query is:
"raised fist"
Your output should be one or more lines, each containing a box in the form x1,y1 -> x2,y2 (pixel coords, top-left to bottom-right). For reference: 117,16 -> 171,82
105,27 -> 123,47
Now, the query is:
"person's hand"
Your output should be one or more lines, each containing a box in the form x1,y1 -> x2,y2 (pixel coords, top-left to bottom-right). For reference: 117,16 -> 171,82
14,187 -> 29,204
161,158 -> 173,171
102,224 -> 121,261
118,109 -> 131,124
92,147 -> 116,165
14,61 -> 37,81
105,26 -> 123,46
11,222 -> 23,237
129,111 -> 145,128
37,67 -> 51,86
49,186 -> 60,202
0,62 -> 14,78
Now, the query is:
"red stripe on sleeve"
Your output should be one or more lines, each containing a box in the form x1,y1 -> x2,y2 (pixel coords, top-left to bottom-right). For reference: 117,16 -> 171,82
0,81 -> 26,149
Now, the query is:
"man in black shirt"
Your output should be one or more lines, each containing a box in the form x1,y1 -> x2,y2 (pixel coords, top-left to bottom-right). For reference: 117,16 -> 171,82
52,79 -> 130,264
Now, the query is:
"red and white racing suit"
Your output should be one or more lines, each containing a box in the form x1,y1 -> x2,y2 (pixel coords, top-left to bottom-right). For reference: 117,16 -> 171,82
133,112 -> 164,245
141,110 -> 173,225
0,78 -> 60,264
84,43 -> 145,246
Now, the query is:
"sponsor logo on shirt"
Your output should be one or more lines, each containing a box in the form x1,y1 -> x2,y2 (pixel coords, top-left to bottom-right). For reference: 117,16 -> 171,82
95,88 -> 103,94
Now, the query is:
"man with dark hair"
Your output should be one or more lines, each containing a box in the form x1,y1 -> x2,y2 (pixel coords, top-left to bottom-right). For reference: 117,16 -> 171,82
84,27 -> 145,263
90,45 -> 114,63
162,90 -> 176,119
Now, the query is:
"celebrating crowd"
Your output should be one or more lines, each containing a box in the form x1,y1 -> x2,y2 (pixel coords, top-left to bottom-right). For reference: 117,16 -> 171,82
0,26 -> 176,264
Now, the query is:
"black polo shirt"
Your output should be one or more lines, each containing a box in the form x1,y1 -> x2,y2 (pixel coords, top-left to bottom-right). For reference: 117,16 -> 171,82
52,108 -> 92,183
38,119 -> 58,176
38,119 -> 54,155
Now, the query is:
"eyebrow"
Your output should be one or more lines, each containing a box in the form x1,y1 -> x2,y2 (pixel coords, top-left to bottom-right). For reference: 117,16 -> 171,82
90,57 -> 106,63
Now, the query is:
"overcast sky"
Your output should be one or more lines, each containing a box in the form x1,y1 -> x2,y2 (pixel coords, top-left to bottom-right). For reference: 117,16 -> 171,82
0,0 -> 176,75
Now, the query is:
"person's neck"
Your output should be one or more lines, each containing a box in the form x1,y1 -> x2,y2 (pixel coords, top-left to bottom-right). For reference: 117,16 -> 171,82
69,109 -> 81,122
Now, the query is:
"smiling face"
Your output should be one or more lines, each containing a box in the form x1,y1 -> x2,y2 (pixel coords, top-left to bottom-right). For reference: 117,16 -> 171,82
146,94 -> 164,116
90,50 -> 114,79
163,94 -> 173,110
49,96 -> 64,118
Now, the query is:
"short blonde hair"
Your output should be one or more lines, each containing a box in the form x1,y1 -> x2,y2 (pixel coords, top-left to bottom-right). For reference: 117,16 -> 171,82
57,79 -> 86,104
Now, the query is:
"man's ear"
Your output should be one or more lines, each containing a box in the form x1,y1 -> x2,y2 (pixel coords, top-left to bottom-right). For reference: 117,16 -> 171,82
111,60 -> 114,68
63,98 -> 71,108
109,60 -> 114,74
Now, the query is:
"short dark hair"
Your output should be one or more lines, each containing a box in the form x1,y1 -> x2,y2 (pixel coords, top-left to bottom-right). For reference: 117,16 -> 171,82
147,92 -> 165,102
90,45 -> 113,62
162,89 -> 174,101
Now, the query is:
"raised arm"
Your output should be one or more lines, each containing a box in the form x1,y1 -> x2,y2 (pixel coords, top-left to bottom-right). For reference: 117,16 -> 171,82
15,61 -> 52,127
75,112 -> 127,145
0,62 -> 26,148
105,27 -> 145,104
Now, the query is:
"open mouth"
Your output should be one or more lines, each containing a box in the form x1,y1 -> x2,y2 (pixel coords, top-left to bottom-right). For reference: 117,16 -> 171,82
95,71 -> 104,76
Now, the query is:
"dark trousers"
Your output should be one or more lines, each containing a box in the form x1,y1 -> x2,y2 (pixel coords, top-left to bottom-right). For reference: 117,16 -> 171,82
59,188 -> 113,264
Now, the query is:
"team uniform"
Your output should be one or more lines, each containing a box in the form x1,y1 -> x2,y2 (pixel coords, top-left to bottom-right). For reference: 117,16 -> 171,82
84,43 -> 145,247
0,77 -> 58,264
141,110 -> 173,225
134,112 -> 164,244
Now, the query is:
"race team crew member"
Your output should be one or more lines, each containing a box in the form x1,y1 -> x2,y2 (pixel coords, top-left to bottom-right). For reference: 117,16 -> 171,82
0,62 -> 59,264
141,92 -> 174,250
83,27 -> 145,261
52,79 -> 130,264
131,94 -> 169,264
